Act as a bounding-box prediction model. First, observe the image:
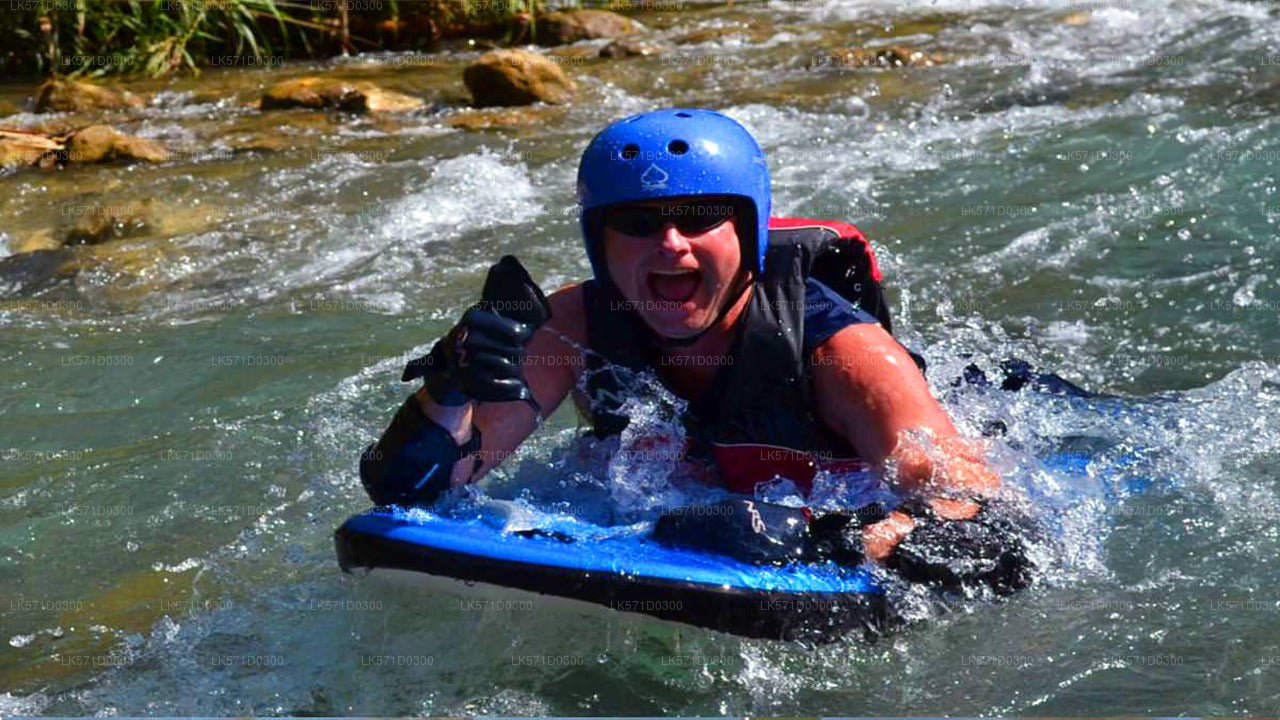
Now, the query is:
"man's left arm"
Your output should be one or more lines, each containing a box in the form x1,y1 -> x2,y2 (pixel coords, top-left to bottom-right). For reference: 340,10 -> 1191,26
810,322 -> 1000,559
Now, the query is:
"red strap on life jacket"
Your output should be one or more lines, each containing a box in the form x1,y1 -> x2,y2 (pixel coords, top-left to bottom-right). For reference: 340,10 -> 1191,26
768,216 -> 883,283
710,442 -> 869,495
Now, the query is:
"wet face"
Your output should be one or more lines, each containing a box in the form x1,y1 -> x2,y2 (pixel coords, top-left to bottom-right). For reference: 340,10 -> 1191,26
601,197 -> 747,341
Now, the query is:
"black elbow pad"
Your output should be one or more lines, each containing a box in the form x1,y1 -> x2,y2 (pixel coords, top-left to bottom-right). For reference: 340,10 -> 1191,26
359,395 -> 464,508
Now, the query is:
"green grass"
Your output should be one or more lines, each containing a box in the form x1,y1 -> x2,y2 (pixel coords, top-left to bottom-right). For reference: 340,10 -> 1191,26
0,0 -> 547,78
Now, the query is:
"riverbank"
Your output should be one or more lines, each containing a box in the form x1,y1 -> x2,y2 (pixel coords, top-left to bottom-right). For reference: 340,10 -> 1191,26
0,2 -> 969,288
0,0 -> 678,79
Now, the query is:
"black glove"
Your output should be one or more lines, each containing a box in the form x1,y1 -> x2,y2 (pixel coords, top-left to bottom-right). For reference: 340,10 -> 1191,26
651,499 -> 887,567
652,498 -> 811,566
886,497 -> 1041,596
402,255 -> 551,408
807,503 -> 888,567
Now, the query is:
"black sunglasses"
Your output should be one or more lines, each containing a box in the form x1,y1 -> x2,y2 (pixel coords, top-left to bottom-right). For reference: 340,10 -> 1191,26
603,200 -> 737,237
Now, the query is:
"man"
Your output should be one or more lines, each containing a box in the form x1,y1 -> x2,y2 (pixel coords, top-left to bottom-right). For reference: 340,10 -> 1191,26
360,109 -> 1033,586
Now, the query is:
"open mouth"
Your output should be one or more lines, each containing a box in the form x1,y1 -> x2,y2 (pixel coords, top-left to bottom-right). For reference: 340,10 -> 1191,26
646,269 -> 701,304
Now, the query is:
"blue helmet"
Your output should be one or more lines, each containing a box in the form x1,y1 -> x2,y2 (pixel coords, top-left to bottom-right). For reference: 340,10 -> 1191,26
576,108 -> 771,283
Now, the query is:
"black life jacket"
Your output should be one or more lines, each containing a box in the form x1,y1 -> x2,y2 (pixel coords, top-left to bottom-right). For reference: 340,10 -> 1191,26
576,218 -> 895,493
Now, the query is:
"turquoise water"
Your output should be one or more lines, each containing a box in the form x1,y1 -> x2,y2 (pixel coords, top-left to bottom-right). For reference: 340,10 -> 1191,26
3,0 -> 1280,713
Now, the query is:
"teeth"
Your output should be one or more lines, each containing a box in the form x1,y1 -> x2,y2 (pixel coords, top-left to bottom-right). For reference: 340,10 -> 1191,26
652,269 -> 698,276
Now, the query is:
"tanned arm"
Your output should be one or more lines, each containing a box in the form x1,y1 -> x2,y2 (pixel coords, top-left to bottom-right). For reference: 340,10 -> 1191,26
811,322 -> 1001,560
420,284 -> 587,489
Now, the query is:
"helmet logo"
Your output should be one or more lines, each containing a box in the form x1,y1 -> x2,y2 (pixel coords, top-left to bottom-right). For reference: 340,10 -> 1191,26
640,163 -> 669,191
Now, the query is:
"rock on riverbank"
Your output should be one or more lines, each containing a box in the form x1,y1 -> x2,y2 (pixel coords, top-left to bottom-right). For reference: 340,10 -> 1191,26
35,79 -> 145,113
463,49 -> 576,107
0,125 -> 169,169
259,77 -> 425,113
534,9 -> 639,45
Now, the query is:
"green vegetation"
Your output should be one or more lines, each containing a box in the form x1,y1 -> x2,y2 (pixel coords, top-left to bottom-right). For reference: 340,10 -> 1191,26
0,0 -> 543,78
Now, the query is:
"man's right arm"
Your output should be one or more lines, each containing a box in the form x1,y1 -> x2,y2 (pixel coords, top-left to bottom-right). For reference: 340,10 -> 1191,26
360,284 -> 586,504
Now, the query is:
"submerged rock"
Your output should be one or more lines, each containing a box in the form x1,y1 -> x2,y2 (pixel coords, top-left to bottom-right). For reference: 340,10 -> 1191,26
547,45 -> 601,61
672,26 -> 744,45
227,134 -> 294,154
1059,10 -> 1093,26
978,86 -> 1083,113
811,45 -> 945,69
34,79 -> 144,113
259,77 -> 425,113
534,9 -> 637,45
446,105 -> 567,131
10,229 -> 62,255
4,201 -> 155,255
599,35 -> 668,59
65,125 -> 170,164
463,49 -> 576,107
63,202 -> 154,246
0,248 -> 76,297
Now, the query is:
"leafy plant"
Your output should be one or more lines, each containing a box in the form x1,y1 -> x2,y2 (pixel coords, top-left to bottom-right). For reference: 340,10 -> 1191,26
0,0 -> 547,78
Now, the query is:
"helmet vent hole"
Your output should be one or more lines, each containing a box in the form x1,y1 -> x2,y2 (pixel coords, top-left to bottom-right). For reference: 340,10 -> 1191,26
667,139 -> 689,155
675,111 -> 692,118
620,144 -> 640,160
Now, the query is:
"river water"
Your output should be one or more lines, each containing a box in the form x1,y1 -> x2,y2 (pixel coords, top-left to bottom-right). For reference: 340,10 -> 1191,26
2,0 -> 1280,714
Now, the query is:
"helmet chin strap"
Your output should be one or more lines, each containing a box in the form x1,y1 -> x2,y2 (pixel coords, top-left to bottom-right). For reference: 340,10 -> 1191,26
649,266 -> 754,349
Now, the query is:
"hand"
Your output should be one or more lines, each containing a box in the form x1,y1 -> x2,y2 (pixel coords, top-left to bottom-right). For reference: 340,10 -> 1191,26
861,497 -> 980,562
415,306 -> 541,404
862,511 -> 916,563
892,435 -> 1001,497
881,497 -> 1041,595
928,496 -> 981,521
402,256 -> 551,406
